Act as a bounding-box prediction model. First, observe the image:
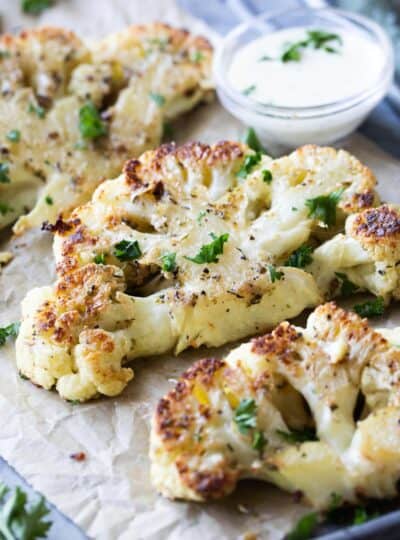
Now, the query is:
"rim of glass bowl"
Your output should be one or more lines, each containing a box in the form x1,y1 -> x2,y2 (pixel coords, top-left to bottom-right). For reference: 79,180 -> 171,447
214,7 -> 395,120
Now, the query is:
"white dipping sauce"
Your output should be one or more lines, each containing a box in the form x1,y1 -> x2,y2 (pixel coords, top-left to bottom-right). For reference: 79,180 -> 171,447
228,27 -> 384,107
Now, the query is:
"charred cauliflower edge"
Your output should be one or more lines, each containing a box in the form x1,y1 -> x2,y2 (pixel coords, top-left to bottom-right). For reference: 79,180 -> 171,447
150,302 -> 400,509
16,141 -> 392,402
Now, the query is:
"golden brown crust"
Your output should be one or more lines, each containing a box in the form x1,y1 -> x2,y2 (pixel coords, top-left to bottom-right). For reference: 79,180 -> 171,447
36,264 -> 125,345
151,302 -> 400,503
348,205 -> 400,262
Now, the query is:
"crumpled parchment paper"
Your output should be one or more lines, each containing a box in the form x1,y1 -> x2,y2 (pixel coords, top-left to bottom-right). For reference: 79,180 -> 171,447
0,1 -> 400,539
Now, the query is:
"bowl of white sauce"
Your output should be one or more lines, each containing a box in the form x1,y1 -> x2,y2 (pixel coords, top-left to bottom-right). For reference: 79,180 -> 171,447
214,7 -> 394,154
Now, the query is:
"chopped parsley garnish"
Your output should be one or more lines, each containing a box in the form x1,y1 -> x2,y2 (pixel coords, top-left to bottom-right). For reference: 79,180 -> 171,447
237,152 -> 262,179
234,398 -> 257,434
335,272 -> 359,297
191,50 -> 204,63
262,169 -> 273,183
0,482 -> 51,539
162,121 -> 174,141
185,233 -> 229,264
328,492 -> 342,514
268,264 -> 283,283
0,163 -> 10,184
114,240 -> 142,262
281,29 -> 342,63
0,322 -> 20,346
45,195 -> 53,205
282,43 -> 302,63
6,129 -> 21,142
284,245 -> 313,268
94,253 -> 106,265
353,296 -> 385,318
307,30 -> 342,51
160,252 -> 177,272
28,103 -> 45,119
243,84 -> 256,96
241,127 -> 265,153
197,210 -> 207,225
276,427 -> 318,444
305,188 -> 344,226
149,92 -> 166,107
0,202 -> 14,215
21,0 -> 53,15
252,430 -> 267,452
353,507 -> 379,525
286,512 -> 318,540
79,102 -> 107,140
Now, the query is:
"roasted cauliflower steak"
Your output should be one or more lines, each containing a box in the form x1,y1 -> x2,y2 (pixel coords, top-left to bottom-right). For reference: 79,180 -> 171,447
0,24 -> 212,233
16,143 -> 379,401
150,302 -> 400,508
310,205 -> 400,301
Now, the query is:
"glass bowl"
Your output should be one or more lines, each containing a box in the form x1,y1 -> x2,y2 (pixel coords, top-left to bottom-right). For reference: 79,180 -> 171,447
214,7 -> 395,155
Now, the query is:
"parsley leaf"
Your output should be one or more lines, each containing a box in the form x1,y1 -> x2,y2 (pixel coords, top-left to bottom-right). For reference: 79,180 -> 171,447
0,163 -> 11,183
282,43 -> 303,62
268,264 -> 283,283
79,102 -> 107,140
285,245 -> 313,268
241,127 -> 265,153
149,92 -> 166,107
162,121 -> 174,141
325,492 -> 343,521
44,195 -> 53,205
252,430 -> 267,452
0,322 -> 20,346
307,30 -> 342,50
243,84 -> 256,96
21,0 -> 53,15
114,240 -> 142,262
276,427 -> 318,444
197,211 -> 206,225
191,50 -> 204,63
94,253 -> 106,265
281,29 -> 342,63
161,252 -> 177,272
0,482 -> 52,539
234,398 -> 257,434
28,103 -> 45,119
328,492 -> 342,512
237,152 -> 262,179
353,507 -> 379,525
262,169 -> 273,183
185,233 -> 229,264
286,512 -> 318,540
0,202 -> 14,215
305,188 -> 344,226
6,129 -> 21,143
353,296 -> 385,318
335,272 -> 359,297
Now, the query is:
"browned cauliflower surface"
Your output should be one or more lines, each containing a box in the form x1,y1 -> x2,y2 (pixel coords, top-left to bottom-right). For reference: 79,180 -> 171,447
150,303 -> 400,508
0,24 -> 212,233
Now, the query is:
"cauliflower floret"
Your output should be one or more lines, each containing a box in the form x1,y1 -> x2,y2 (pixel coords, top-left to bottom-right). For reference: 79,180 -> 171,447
309,205 -> 400,300
0,24 -> 213,233
16,142 -> 378,401
150,303 -> 400,508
